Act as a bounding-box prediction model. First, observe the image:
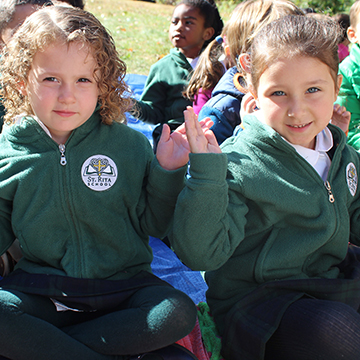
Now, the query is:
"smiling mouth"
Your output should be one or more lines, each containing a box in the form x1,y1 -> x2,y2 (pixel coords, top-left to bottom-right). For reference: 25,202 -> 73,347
289,122 -> 311,128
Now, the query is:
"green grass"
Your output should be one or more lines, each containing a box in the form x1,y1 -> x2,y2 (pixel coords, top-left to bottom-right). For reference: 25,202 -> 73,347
85,0 -> 237,75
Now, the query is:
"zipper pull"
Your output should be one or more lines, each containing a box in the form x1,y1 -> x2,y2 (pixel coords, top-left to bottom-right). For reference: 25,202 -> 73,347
59,144 -> 67,166
324,181 -> 335,203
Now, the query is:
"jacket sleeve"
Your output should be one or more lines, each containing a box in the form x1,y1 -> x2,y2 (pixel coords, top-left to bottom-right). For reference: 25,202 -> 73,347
140,154 -> 187,239
336,64 -> 360,150
0,190 -> 16,256
169,153 -> 248,271
135,64 -> 167,125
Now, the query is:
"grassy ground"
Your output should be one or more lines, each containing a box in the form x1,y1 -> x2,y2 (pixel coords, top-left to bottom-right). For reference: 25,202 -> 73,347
85,0 -> 237,75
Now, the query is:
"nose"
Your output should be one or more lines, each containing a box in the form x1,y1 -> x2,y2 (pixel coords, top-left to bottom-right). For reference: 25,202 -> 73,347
174,20 -> 184,32
287,98 -> 306,119
58,83 -> 76,104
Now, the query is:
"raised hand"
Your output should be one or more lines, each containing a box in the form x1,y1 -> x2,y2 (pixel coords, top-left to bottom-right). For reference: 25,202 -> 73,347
184,106 -> 221,154
331,103 -> 350,135
156,122 -> 190,171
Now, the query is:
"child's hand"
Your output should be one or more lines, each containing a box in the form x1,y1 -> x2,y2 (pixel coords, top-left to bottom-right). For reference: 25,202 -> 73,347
331,104 -> 350,135
156,123 -> 190,171
184,106 -> 221,154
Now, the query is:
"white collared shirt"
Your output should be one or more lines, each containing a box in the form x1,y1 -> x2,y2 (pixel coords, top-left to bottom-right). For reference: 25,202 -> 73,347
187,56 -> 199,69
286,127 -> 333,181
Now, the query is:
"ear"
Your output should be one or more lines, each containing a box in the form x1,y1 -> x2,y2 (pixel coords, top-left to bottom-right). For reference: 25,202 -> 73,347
336,74 -> 343,97
347,27 -> 358,44
203,27 -> 215,41
17,80 -> 27,96
238,53 -> 251,74
249,85 -> 259,107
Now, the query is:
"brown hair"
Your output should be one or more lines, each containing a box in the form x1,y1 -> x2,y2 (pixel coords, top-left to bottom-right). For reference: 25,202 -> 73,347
184,36 -> 225,101
1,5 -> 132,125
247,15 -> 341,94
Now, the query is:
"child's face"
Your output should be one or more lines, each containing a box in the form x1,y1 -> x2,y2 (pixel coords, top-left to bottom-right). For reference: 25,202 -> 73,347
1,4 -> 37,45
347,20 -> 360,44
252,56 -> 341,150
169,4 -> 214,59
24,41 -> 99,144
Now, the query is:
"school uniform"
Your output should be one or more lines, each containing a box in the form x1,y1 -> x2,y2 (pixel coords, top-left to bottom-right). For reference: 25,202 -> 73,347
170,114 -> 360,359
0,107 -> 196,358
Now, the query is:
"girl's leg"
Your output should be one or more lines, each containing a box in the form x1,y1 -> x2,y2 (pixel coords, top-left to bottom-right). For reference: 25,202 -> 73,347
62,285 -> 197,355
0,289 -> 122,360
265,298 -> 360,360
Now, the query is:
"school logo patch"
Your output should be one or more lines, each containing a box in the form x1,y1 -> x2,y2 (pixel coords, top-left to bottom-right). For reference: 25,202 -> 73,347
81,155 -> 117,191
346,162 -> 357,197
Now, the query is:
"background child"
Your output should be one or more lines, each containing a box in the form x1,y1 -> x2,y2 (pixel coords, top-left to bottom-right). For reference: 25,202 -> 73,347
132,0 -> 223,152
336,0 -> 360,150
171,15 -> 360,360
196,0 -> 304,145
184,30 -> 233,115
0,5 -> 200,359
333,12 -> 350,62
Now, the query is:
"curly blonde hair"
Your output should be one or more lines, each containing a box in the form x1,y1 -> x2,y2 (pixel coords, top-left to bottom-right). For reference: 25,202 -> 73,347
1,5 -> 132,125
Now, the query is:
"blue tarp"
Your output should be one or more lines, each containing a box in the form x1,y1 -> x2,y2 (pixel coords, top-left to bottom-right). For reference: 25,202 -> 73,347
125,74 -> 156,147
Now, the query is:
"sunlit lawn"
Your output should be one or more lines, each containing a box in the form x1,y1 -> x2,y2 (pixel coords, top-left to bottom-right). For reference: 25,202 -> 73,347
85,0 -> 237,75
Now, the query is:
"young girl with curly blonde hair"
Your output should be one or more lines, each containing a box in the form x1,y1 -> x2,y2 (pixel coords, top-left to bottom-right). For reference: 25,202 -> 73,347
0,5 -> 200,359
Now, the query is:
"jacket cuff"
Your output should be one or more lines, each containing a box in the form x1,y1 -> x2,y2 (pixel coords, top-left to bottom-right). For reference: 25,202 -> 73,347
189,153 -> 227,182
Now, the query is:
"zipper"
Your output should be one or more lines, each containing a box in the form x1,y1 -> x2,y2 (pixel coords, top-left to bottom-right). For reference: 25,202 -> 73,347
59,144 -> 67,166
324,181 -> 335,203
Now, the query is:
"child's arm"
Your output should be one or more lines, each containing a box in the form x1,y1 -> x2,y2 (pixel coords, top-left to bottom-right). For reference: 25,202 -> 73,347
336,66 -> 360,150
134,74 -> 167,125
169,107 -> 247,271
331,104 -> 350,135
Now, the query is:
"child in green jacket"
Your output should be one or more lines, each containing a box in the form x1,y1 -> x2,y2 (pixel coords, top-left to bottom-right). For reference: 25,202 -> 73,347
0,5 -> 208,359
336,0 -> 360,150
133,0 -> 223,152
172,15 -> 360,360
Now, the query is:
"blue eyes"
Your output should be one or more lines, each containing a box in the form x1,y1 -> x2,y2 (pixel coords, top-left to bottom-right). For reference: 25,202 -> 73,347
306,87 -> 320,93
272,91 -> 285,96
272,88 -> 320,96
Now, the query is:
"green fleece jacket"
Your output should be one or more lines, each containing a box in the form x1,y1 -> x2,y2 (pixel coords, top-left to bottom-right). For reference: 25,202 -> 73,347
336,43 -> 360,150
135,47 -> 192,127
170,115 -> 360,332
0,109 -> 186,280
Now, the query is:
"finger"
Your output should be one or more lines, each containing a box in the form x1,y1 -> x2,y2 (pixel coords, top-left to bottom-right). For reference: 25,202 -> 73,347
187,109 -> 204,139
159,124 -> 170,144
175,122 -> 187,134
